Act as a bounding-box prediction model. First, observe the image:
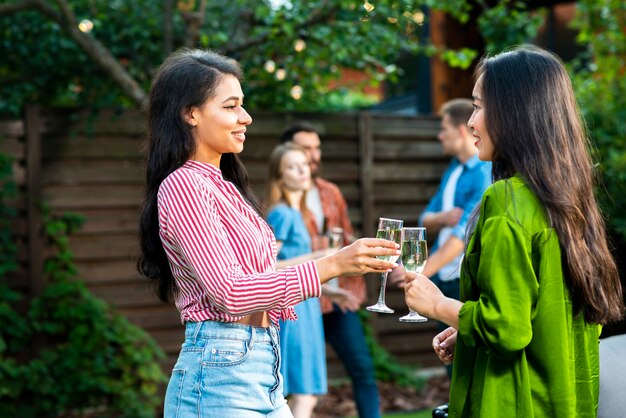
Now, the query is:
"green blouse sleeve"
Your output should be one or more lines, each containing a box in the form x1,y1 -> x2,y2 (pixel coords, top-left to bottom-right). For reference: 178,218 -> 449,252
458,215 -> 539,360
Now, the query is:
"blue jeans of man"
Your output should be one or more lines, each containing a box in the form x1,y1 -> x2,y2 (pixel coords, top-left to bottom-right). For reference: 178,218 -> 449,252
323,306 -> 381,418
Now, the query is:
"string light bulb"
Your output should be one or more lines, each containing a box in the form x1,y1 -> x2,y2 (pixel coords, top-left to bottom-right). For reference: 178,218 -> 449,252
78,19 -> 94,33
264,60 -> 276,73
294,39 -> 306,52
290,85 -> 303,100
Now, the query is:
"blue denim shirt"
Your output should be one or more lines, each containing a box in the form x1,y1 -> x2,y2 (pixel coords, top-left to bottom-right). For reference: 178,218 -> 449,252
419,155 -> 492,253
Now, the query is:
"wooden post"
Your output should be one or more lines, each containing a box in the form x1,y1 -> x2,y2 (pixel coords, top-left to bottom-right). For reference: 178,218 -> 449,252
429,10 -> 484,112
358,111 -> 374,238
429,10 -> 450,114
25,105 -> 45,297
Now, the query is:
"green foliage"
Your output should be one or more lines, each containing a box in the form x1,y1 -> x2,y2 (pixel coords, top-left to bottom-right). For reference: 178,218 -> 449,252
0,1 -> 173,115
476,0 -> 545,55
464,0 -> 626,241
358,310 -> 425,391
17,279 -> 167,418
439,47 -> 479,69
0,162 -> 167,417
0,0 -> 480,115
570,0 -> 626,240
0,152 -> 17,277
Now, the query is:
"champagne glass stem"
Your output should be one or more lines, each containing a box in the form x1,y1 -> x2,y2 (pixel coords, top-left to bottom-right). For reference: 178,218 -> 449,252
366,272 -> 394,313
376,272 -> 389,305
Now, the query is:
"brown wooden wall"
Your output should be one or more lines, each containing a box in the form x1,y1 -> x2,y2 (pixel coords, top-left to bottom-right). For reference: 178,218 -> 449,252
0,106 -> 448,377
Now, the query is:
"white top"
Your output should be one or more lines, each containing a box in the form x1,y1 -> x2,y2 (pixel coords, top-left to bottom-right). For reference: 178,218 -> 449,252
437,164 -> 464,281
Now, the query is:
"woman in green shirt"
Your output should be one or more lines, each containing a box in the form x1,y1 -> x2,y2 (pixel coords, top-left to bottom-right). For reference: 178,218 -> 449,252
403,45 -> 624,417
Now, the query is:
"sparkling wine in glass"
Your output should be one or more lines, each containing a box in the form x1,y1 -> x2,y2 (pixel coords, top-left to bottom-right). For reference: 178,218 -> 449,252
399,227 -> 429,322
327,227 -> 344,288
328,227 -> 344,249
366,217 -> 403,313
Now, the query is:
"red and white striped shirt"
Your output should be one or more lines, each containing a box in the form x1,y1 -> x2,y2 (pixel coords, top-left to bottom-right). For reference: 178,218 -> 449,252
158,160 -> 321,325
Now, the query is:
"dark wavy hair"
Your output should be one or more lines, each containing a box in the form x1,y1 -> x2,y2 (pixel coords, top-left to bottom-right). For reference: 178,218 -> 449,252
440,98 -> 474,128
137,49 -> 262,303
475,45 -> 623,324
280,121 -> 318,143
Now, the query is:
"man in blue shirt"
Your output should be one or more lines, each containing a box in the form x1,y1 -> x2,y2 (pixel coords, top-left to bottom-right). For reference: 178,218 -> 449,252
413,101 -> 491,407
392,99 -> 490,310
408,99 -> 491,399
419,99 -> 491,299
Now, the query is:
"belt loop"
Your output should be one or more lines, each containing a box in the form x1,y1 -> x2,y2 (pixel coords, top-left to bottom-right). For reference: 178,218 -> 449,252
192,321 -> 203,344
249,325 -> 255,349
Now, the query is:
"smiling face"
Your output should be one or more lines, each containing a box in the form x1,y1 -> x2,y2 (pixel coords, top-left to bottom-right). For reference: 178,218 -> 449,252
291,130 -> 322,175
438,113 -> 465,157
280,149 -> 311,192
186,73 -> 252,166
468,75 -> 495,161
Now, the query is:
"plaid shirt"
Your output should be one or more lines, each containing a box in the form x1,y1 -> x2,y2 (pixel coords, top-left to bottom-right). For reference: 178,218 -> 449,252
308,177 -> 366,314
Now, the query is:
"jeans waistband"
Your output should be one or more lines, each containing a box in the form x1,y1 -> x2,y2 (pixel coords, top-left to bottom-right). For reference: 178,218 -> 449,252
184,320 -> 277,344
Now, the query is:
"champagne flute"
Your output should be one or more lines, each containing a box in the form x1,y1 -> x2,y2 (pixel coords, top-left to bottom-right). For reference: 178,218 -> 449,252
366,217 -> 403,313
326,227 -> 343,288
328,227 -> 343,249
399,227 -> 428,322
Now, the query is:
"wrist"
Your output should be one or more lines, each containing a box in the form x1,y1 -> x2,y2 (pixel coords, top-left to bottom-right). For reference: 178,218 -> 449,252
315,254 -> 340,284
433,296 -> 462,328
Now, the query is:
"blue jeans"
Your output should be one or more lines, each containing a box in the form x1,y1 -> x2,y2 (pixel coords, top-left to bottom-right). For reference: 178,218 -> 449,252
164,321 -> 292,418
323,307 -> 381,418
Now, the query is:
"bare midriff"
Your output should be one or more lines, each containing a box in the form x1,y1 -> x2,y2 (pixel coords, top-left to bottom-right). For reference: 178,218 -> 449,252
235,311 -> 271,327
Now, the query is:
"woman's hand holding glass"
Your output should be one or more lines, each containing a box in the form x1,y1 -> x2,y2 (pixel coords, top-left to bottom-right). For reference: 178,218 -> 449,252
403,269 -> 444,319
399,227 -> 428,322
314,237 -> 399,284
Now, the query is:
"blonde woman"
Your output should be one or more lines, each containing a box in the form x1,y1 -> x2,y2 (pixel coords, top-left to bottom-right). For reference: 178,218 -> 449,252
266,143 -> 327,418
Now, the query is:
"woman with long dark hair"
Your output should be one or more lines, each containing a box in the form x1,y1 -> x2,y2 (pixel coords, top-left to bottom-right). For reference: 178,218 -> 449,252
137,49 -> 399,417
403,45 -> 624,417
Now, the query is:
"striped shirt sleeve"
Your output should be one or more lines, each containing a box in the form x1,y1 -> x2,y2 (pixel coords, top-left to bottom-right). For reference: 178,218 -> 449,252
158,169 -> 321,318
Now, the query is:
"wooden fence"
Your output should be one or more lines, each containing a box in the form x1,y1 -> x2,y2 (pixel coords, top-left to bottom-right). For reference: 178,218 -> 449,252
0,105 -> 448,376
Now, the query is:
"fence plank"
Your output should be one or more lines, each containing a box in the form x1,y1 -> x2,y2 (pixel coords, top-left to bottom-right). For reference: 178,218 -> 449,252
0,120 -> 24,137
43,185 -> 143,209
43,160 -> 143,184
118,305 -> 181,329
43,136 -> 143,159
68,234 -> 139,260
359,112 -> 375,239
76,259 -> 141,283
25,105 -> 45,296
0,137 -> 24,158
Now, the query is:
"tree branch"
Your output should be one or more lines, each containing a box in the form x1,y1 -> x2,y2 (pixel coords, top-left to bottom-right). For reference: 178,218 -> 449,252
0,0 -> 147,109
182,0 -> 207,48
52,0 -> 147,107
0,0 -> 62,22
163,0 -> 175,55
223,1 -> 340,55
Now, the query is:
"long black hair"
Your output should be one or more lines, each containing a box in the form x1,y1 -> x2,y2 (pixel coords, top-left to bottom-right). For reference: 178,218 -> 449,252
475,45 -> 623,324
137,49 -> 262,303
